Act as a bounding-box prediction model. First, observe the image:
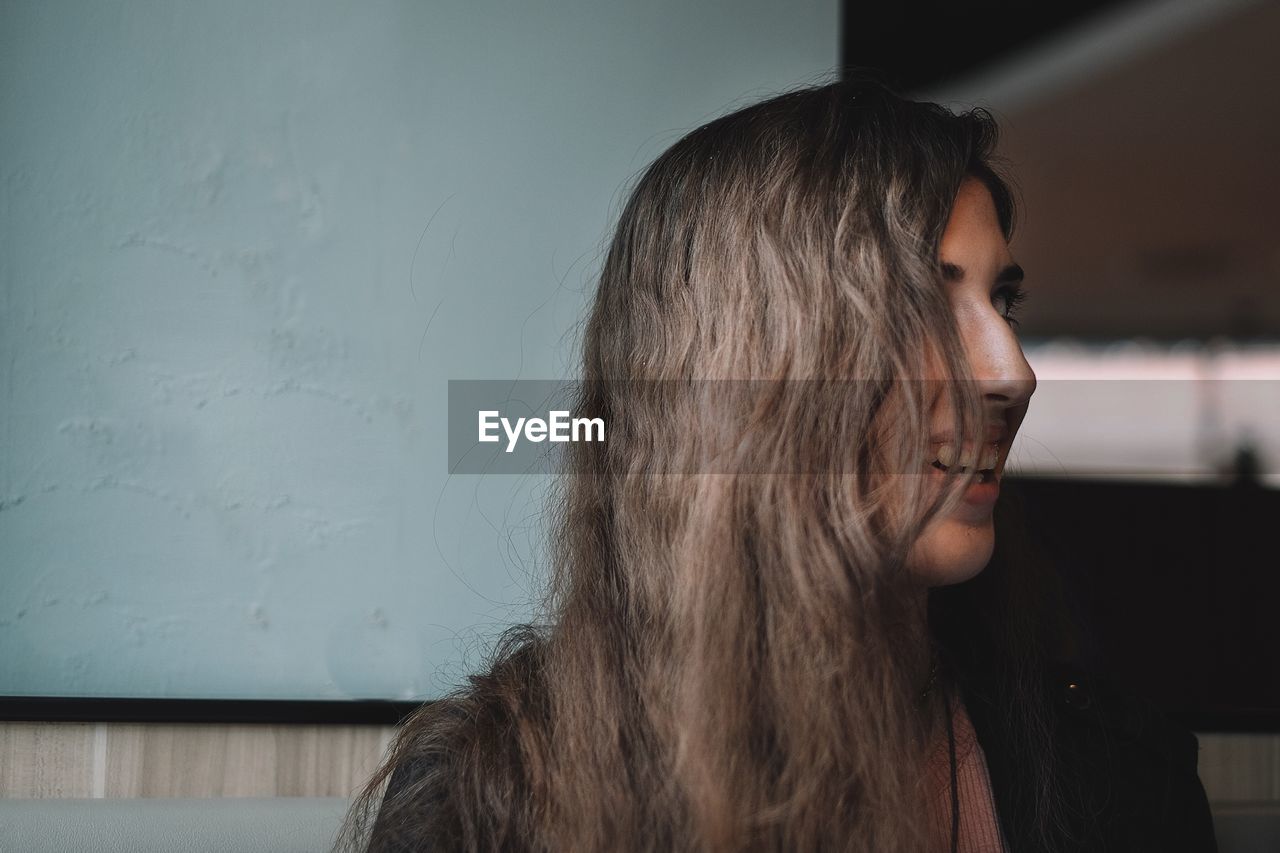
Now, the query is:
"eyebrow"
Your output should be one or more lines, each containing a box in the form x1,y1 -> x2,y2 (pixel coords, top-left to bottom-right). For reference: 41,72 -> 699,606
940,262 -> 1025,285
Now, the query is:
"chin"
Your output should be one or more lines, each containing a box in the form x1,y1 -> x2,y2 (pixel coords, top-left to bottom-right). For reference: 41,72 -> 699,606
905,513 -> 996,587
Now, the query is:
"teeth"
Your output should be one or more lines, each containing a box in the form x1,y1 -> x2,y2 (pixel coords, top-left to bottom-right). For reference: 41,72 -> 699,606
931,442 -> 1000,473
980,444 -> 999,470
936,444 -> 958,467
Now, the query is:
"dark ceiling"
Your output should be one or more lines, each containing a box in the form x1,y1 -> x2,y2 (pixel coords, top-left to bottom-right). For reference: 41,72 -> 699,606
993,0 -> 1280,340
841,1 -> 1133,93
842,0 -> 1280,341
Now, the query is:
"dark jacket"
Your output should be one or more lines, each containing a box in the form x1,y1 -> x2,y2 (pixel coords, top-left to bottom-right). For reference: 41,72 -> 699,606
377,661 -> 1219,851
961,659 -> 1219,853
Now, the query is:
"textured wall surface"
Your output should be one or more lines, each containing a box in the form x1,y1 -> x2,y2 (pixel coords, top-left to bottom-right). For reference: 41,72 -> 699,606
0,0 -> 838,700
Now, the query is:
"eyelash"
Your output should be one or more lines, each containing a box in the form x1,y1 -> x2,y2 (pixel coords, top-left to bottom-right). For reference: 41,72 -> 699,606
994,283 -> 1028,328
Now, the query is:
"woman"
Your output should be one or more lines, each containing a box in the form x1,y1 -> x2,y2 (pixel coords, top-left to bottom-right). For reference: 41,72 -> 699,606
336,78 -> 1217,852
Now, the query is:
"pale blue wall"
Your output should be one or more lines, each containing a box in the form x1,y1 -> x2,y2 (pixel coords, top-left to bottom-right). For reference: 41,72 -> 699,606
0,1 -> 838,699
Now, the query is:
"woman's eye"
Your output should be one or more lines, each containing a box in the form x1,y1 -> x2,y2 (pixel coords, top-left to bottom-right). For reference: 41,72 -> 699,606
993,283 -> 1028,328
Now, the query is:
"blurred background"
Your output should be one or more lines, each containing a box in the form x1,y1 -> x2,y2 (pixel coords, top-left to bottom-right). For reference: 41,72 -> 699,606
1,0 -> 1276,848
880,0 -> 1280,734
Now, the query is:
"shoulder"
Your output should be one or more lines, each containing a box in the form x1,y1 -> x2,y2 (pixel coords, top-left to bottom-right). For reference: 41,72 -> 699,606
371,645 -> 549,851
1042,659 -> 1201,774
1039,659 -> 1218,853
384,749 -> 442,802
369,703 -> 471,852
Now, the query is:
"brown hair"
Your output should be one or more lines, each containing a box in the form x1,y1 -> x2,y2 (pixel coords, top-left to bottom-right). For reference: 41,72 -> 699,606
335,76 -> 1070,852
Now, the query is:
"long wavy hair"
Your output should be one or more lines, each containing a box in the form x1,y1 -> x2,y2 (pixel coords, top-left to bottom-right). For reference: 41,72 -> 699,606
336,77 -> 1074,852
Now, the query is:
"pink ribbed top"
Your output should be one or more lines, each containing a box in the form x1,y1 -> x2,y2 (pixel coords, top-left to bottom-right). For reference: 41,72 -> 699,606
922,693 -> 1010,853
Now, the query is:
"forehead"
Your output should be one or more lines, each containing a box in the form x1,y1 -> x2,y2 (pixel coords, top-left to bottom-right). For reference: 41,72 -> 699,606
940,178 -> 1008,258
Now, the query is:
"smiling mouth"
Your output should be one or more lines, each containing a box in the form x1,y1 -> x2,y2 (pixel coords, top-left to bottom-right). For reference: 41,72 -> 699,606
928,442 -> 1000,484
930,458 -> 997,484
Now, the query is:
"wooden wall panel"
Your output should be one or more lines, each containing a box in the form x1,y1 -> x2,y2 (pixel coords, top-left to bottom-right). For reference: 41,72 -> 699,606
1199,734 -> 1280,803
0,723 -> 395,799
1,724 -> 1276,807
0,723 -> 97,798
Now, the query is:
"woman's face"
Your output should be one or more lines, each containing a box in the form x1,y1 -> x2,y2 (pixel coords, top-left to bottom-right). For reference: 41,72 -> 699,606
904,177 -> 1037,586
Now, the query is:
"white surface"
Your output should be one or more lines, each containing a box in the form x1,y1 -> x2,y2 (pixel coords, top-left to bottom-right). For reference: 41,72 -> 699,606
0,797 -> 1270,852
0,797 -> 351,853
1012,341 -> 1280,486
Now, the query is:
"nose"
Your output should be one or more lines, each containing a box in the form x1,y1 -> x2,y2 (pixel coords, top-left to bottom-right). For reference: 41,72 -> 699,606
967,323 -> 1036,414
